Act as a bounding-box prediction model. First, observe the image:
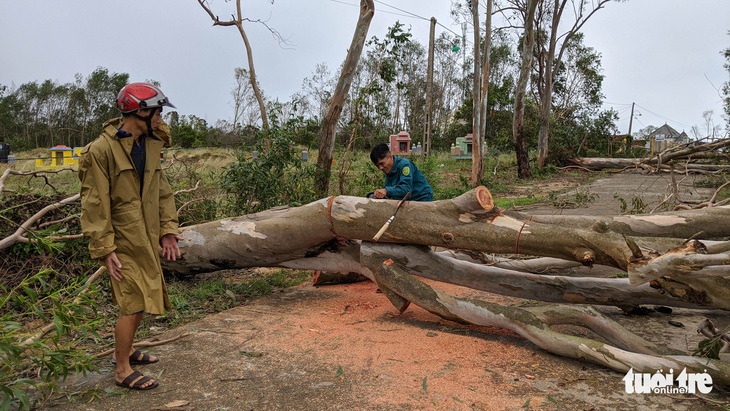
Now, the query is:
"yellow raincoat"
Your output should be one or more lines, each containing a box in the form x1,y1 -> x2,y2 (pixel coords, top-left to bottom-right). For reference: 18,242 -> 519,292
78,118 -> 179,315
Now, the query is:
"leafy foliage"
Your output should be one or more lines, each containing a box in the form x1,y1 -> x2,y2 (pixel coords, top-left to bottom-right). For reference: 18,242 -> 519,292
0,269 -> 102,410
692,330 -> 728,360
0,68 -> 128,151
221,130 -> 318,214
170,114 -> 210,148
613,192 -> 648,215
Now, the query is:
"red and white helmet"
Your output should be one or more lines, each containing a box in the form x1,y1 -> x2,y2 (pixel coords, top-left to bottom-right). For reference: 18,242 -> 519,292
116,82 -> 176,113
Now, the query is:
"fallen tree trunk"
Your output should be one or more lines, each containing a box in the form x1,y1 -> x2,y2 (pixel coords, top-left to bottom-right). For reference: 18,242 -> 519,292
163,192 -> 730,311
568,158 -> 730,173
231,241 -> 730,311
165,187 -> 730,311
168,187 -> 636,273
371,259 -> 730,386
568,157 -> 644,171
569,137 -> 730,172
359,243 -> 730,311
508,205 -> 730,239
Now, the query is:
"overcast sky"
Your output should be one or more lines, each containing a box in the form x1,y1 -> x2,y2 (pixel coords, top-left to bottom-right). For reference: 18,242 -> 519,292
1,1 -> 728,139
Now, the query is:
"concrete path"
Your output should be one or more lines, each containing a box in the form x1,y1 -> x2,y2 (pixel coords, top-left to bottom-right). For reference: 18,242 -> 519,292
520,172 -> 717,216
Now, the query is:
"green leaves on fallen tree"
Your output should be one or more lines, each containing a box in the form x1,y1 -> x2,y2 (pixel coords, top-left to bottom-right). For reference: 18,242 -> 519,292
0,269 -> 103,411
694,336 -> 724,360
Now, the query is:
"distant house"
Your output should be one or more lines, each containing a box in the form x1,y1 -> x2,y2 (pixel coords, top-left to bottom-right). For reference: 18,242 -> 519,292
646,123 -> 689,154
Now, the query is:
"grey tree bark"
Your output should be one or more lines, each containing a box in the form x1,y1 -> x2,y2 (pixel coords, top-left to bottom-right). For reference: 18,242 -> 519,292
372,260 -> 730,386
316,0 -> 375,197
512,0 -> 537,178
163,187 -> 730,311
470,0 -> 484,186
535,0 -> 611,168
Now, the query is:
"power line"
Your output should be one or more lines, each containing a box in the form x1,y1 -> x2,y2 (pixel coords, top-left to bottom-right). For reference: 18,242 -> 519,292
327,0 -> 464,40
327,0 -> 425,20
606,101 -> 693,131
603,101 -> 633,107
378,1 -> 463,38
634,103 -> 692,129
376,0 -> 429,21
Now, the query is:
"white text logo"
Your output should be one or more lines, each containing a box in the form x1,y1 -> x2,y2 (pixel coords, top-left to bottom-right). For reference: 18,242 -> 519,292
623,367 -> 713,394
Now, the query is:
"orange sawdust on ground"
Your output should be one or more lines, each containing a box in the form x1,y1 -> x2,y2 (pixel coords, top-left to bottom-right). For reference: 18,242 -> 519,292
236,280 -> 550,410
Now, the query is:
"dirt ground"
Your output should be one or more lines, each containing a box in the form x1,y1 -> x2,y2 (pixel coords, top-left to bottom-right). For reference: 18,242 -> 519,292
45,172 -> 730,410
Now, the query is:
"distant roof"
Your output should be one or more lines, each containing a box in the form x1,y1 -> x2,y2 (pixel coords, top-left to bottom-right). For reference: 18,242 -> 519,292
648,123 -> 682,139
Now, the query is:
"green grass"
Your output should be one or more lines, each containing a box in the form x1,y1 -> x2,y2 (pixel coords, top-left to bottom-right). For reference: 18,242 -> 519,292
494,196 -> 545,209
156,269 -> 311,329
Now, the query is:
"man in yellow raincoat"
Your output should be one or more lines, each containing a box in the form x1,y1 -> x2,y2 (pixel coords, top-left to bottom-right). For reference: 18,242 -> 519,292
78,82 -> 182,391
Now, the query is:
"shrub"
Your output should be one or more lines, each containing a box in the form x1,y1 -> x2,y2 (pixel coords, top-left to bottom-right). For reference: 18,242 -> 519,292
221,130 -> 319,214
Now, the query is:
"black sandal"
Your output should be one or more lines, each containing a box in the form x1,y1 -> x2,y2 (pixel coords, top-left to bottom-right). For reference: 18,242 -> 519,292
111,349 -> 159,365
115,370 -> 158,390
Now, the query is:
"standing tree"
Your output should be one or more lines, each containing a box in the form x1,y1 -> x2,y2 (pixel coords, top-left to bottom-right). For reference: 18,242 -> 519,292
316,0 -> 375,197
533,0 -> 613,168
198,0 -> 270,130
722,32 -> 730,135
470,0 -> 493,186
424,17 -> 436,155
230,68 -> 263,129
432,32 -> 466,147
512,0 -> 538,178
300,63 -> 336,122
470,0 -> 484,186
361,22 -> 418,134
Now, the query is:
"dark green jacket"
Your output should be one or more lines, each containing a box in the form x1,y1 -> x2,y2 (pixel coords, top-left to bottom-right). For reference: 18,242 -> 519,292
385,156 -> 434,201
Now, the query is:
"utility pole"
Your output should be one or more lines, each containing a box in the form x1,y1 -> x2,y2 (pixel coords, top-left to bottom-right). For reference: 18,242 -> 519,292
424,17 -> 436,156
626,102 -> 635,155
627,102 -> 635,137
462,22 -> 467,99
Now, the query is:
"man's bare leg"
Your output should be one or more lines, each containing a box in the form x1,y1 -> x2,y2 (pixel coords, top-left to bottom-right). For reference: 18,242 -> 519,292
114,312 -> 156,388
111,311 -> 159,364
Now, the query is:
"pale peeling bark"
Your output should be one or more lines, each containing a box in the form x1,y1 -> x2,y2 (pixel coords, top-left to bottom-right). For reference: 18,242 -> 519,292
163,187 -> 730,311
372,260 -> 730,386
628,240 -> 730,307
252,241 -> 730,311
358,243 -> 730,311
514,206 -> 730,239
168,186 -> 636,273
569,137 -> 730,172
